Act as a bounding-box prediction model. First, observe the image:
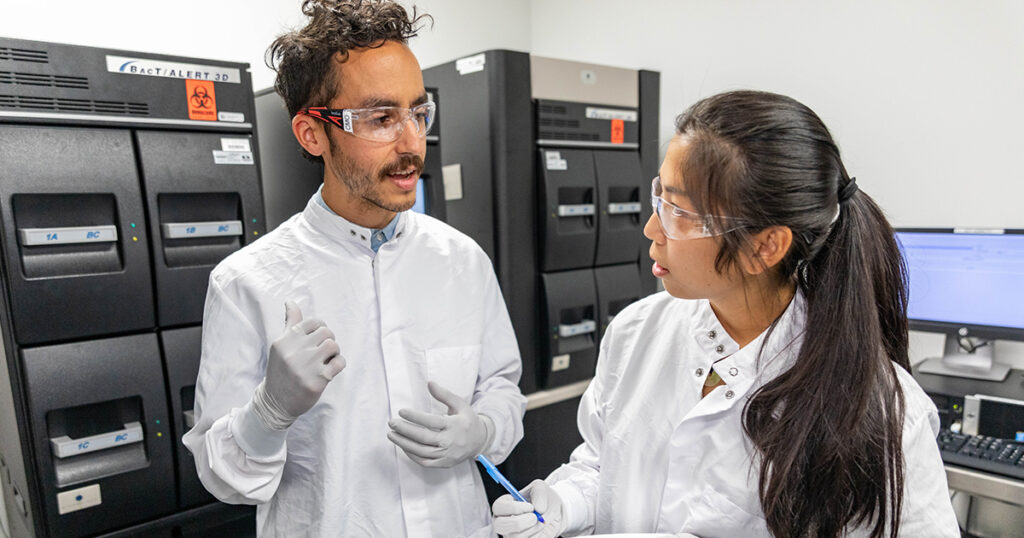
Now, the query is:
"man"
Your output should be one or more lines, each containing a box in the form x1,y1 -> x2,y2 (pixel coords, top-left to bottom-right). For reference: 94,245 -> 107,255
182,1 -> 526,536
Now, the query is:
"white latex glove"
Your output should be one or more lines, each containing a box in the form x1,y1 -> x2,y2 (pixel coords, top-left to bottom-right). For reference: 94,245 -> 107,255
387,381 -> 493,468
492,480 -> 566,538
251,300 -> 345,430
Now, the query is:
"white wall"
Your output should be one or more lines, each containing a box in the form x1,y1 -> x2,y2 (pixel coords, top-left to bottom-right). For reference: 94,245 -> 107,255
526,0 -> 1024,367
0,0 -> 527,92
2,0 -> 1022,367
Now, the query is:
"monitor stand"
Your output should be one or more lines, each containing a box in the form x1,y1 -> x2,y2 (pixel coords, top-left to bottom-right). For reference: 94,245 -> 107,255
917,336 -> 1011,381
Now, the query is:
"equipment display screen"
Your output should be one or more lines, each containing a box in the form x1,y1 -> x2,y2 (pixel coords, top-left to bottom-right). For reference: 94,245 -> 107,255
897,231 -> 1024,331
977,398 -> 1024,442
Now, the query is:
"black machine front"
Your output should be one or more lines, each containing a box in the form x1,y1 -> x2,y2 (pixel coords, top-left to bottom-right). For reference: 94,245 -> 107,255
423,50 -> 659,495
0,37 -> 261,537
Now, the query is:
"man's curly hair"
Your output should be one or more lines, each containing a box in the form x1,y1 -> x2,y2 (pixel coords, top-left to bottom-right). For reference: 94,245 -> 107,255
267,1 -> 431,152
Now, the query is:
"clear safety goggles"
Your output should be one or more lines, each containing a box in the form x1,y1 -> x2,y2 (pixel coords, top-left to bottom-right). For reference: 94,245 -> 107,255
297,101 -> 436,143
651,176 -> 744,240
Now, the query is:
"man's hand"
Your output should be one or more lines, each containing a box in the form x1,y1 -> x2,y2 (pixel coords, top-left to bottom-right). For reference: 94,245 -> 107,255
387,381 -> 493,468
251,300 -> 345,430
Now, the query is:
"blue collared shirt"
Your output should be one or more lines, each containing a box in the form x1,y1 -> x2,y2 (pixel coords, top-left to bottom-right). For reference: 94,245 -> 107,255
315,186 -> 399,253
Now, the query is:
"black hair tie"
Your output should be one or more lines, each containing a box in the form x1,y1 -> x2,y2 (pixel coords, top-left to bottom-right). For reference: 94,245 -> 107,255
838,177 -> 858,203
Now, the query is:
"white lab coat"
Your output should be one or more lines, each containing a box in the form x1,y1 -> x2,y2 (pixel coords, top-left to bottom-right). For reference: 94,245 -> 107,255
182,198 -> 526,537
547,291 -> 960,537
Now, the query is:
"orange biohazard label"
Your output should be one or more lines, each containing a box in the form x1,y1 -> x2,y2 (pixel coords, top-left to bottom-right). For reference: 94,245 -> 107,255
611,119 -> 625,144
186,79 -> 217,121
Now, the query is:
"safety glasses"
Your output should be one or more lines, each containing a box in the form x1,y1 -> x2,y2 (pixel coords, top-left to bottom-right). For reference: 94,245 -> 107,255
296,101 -> 436,143
651,176 -> 744,240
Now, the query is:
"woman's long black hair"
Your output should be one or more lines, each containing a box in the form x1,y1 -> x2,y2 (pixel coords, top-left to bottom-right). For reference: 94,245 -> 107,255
675,90 -> 910,537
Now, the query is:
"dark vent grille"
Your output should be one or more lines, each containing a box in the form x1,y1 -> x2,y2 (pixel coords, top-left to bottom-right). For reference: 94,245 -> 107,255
0,95 -> 148,116
538,131 -> 600,141
538,117 -> 580,129
0,71 -> 89,89
0,47 -> 49,64
538,104 -> 567,115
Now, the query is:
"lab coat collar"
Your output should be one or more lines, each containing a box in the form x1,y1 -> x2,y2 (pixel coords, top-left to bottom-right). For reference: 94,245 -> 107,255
691,291 -> 807,394
302,195 -> 409,252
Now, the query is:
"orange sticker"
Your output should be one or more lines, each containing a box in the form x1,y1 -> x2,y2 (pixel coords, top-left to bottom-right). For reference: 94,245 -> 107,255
186,79 -> 217,121
611,119 -> 625,144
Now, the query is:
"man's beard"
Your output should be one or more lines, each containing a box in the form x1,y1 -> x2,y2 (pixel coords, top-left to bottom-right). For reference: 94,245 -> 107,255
327,136 -> 423,213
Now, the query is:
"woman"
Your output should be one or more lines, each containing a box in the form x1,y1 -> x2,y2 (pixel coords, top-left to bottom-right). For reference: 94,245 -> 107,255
492,91 -> 959,537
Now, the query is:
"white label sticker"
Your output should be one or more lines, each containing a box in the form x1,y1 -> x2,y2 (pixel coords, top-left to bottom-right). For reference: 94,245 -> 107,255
106,55 -> 240,84
552,354 -> 571,372
456,53 -> 486,75
221,138 -> 251,152
585,106 -> 638,122
57,484 -> 102,515
953,228 -> 1004,235
545,151 -> 567,171
212,150 -> 254,165
218,111 -> 245,122
442,163 -> 464,201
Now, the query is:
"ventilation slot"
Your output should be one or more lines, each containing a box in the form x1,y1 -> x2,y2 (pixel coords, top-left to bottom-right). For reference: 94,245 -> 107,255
538,131 -> 600,142
0,94 -> 149,116
0,47 -> 49,64
538,104 -> 568,115
0,71 -> 88,90
538,118 -> 580,129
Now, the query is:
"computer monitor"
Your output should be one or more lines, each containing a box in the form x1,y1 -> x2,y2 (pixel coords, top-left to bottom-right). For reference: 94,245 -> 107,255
896,228 -> 1024,381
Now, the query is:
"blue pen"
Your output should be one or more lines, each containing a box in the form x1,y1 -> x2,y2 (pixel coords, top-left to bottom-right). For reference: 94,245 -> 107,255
476,454 -> 545,523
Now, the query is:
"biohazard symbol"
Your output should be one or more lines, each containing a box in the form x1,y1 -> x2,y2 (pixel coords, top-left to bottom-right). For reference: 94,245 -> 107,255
186,79 -> 217,121
190,86 -> 213,109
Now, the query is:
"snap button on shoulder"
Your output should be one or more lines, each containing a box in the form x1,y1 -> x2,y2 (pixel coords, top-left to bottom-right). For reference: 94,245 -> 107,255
729,367 -> 738,377
715,344 -> 725,353
695,368 -> 704,377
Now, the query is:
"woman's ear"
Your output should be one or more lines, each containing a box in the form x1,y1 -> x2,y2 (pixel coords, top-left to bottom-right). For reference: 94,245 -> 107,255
292,114 -> 328,158
739,226 -> 793,275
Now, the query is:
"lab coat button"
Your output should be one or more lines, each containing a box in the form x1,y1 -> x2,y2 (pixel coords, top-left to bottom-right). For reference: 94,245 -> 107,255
707,330 -> 717,339
695,368 -> 704,377
715,344 -> 725,353
725,390 -> 735,399
350,230 -> 356,236
729,367 -> 738,376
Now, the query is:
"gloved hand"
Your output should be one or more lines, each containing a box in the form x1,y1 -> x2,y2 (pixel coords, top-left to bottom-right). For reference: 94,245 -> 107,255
492,480 -> 566,538
387,381 -> 493,468
251,300 -> 345,430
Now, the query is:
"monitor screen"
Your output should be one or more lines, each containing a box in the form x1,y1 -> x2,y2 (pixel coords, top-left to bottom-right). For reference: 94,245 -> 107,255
896,230 -> 1024,338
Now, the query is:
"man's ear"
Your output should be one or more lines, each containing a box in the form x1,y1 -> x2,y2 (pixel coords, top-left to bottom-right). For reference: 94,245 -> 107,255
738,226 -> 793,275
292,114 -> 328,158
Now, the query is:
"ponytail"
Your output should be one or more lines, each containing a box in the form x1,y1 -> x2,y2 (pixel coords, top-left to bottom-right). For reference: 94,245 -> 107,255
746,183 -> 909,538
675,91 -> 911,538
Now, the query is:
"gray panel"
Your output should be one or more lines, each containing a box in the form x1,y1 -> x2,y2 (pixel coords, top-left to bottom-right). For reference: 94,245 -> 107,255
135,130 -> 266,328
20,334 -> 175,537
158,327 -> 213,509
638,70 -> 660,296
540,269 -> 599,389
593,151 -> 644,266
0,124 -> 155,345
594,263 -> 643,344
530,56 -> 638,107
538,148 -> 597,272
0,37 -> 254,131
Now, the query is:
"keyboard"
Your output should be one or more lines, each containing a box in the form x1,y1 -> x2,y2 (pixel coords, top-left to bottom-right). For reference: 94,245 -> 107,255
937,430 -> 1024,480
